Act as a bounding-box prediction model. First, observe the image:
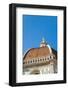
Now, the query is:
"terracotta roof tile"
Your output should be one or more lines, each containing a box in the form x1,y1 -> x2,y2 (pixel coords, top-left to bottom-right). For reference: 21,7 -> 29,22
23,46 -> 53,61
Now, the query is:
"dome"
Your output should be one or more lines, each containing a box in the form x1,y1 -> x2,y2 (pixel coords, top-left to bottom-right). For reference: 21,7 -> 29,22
23,38 -> 57,63
23,46 -> 53,62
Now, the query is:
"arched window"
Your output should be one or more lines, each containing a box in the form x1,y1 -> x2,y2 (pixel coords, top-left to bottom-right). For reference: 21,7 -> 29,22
38,59 -> 39,62
48,58 -> 49,60
33,59 -> 34,62
53,56 -> 55,59
30,60 -> 32,63
50,56 -> 51,59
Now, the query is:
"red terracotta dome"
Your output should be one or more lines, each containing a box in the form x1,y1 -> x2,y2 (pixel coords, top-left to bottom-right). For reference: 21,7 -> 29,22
23,46 -> 53,62
23,38 -> 57,63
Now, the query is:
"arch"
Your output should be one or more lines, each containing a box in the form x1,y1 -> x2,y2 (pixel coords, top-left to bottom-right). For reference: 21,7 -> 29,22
47,44 -> 52,53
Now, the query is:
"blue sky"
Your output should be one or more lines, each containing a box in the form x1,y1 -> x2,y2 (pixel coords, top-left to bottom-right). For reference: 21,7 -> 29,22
23,15 -> 57,53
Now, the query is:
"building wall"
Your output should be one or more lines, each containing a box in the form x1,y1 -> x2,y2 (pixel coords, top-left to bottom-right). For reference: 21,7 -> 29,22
23,62 -> 56,75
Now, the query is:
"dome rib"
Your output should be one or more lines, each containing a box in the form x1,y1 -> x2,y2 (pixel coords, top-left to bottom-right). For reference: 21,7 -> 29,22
23,46 -> 52,61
